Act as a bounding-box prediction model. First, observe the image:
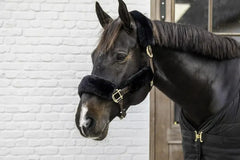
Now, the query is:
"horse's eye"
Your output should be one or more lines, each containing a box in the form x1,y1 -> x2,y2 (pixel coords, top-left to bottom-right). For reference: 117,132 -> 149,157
116,53 -> 127,62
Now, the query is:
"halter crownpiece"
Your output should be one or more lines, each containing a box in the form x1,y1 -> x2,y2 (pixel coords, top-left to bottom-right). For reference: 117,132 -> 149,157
130,11 -> 155,74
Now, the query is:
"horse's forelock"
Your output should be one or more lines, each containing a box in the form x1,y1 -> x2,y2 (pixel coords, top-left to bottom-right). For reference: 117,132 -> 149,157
96,19 -> 123,53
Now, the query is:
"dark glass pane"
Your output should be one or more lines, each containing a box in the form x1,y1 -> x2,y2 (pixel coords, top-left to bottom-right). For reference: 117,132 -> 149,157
213,0 -> 240,32
175,0 -> 208,30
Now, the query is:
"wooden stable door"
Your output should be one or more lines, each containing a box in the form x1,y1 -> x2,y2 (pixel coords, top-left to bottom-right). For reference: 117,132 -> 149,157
150,1 -> 184,159
150,89 -> 183,160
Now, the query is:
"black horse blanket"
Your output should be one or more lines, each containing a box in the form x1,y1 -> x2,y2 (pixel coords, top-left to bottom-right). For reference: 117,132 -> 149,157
180,91 -> 240,160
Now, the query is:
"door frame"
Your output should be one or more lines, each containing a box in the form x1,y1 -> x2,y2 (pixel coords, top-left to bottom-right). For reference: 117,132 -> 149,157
150,0 -> 182,159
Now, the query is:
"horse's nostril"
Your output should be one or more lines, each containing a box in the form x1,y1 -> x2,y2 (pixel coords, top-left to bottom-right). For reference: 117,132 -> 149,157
84,117 -> 94,129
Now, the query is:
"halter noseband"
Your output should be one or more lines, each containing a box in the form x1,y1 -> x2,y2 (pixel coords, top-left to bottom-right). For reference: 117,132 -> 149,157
78,66 -> 153,119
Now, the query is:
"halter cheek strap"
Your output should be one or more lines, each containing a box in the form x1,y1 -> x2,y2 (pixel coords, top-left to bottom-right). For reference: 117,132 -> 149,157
112,46 -> 154,119
130,10 -> 155,79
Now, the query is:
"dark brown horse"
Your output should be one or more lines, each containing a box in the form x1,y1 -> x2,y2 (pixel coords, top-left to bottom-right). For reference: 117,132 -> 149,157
76,0 -> 240,159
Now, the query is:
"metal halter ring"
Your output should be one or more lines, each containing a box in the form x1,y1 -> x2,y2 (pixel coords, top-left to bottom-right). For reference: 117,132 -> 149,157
146,45 -> 153,58
112,89 -> 123,103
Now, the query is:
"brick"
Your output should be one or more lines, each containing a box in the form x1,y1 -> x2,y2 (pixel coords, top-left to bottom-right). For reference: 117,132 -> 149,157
18,105 -> 40,113
13,12 -> 35,20
49,131 -> 70,138
104,146 -> 127,154
12,45 -> 33,53
12,80 -> 36,88
36,114 -> 59,121
59,113 -> 74,121
0,114 -> 12,121
82,147 -> 104,154
25,131 -> 49,139
41,122 -> 52,130
36,12 -> 58,20
0,149 -> 9,156
127,147 -> 147,154
10,148 -> 34,155
0,11 -> 11,19
15,140 -> 28,147
28,122 -> 41,130
0,46 -> 11,54
23,28 -> 47,37
133,155 -> 149,160
38,80 -> 58,87
0,131 -> 23,138
60,12 -> 81,20
0,28 -> 22,36
30,3 -> 41,11
16,20 -> 31,28
59,147 -> 81,155
41,4 -> 64,11
38,20 -> 64,29
41,156 -> 63,160
46,0 -> 69,3
47,29 -> 69,37
29,140 -> 51,147
17,3 -> 30,11
0,140 -> 15,147
52,139 -> 64,146
63,21 -> 76,29
0,96 -> 23,104
39,37 -> 62,45
5,3 -> 18,11
36,147 -> 58,155
5,37 -> 16,44
13,114 -> 35,121
0,80 -> 10,87
52,122 -> 64,130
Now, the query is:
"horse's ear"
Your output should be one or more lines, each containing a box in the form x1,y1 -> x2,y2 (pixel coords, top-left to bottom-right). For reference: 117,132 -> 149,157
118,0 -> 131,30
95,2 -> 113,28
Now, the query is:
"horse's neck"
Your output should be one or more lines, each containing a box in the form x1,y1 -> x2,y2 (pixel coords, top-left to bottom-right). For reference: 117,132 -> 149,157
152,47 -> 240,127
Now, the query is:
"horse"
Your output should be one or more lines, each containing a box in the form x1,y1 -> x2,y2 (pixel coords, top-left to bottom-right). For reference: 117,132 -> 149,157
76,0 -> 240,159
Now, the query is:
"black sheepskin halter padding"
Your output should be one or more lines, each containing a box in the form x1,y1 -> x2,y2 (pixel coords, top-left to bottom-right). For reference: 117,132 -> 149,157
78,67 -> 153,101
78,75 -> 116,100
130,10 -> 155,48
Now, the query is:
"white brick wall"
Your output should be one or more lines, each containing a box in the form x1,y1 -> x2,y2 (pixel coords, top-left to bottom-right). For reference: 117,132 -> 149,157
0,0 -> 150,159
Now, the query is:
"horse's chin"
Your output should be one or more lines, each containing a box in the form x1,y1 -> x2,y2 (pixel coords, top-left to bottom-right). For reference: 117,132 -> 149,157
80,124 -> 109,141
93,126 -> 109,141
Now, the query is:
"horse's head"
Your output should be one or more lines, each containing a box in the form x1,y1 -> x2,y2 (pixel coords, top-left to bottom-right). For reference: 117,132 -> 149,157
76,0 -> 154,140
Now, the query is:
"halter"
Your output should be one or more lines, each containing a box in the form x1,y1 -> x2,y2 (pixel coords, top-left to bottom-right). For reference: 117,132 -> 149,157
78,66 -> 153,119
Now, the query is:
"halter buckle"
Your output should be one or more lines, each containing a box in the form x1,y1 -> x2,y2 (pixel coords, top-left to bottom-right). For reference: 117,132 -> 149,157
112,89 -> 123,103
146,45 -> 153,58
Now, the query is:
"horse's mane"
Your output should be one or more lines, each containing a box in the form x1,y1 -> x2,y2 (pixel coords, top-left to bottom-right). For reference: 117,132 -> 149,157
153,21 -> 240,59
96,11 -> 240,60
